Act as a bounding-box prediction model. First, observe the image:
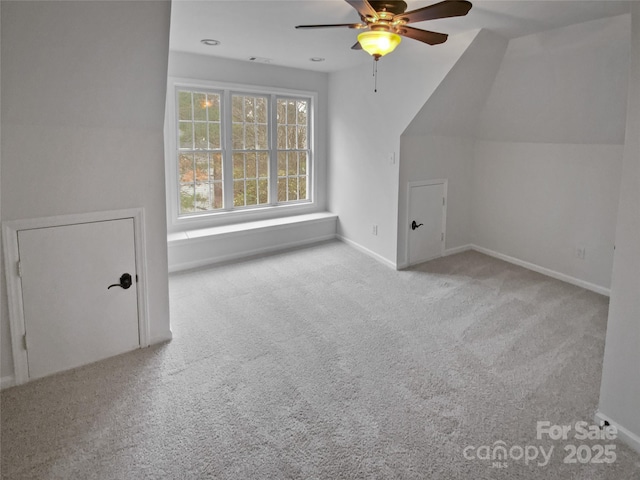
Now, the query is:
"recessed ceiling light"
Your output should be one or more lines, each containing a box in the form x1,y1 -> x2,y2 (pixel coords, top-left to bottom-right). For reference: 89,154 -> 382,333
310,57 -> 325,62
201,39 -> 220,46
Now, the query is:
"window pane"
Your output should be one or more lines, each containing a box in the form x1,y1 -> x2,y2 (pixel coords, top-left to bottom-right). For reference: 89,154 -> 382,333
299,153 -> 307,174
246,153 -> 257,178
194,123 -> 208,149
211,152 -> 222,181
232,124 -> 243,149
244,97 -> 254,122
208,123 -> 221,149
297,100 -> 307,125
179,152 -> 223,214
195,182 -> 211,211
213,183 -> 223,209
179,154 -> 194,183
288,154 -> 298,176
299,176 -> 307,200
180,185 -> 196,214
195,153 -> 208,182
234,180 -> 245,207
256,98 -> 267,124
278,152 -> 287,176
246,180 -> 258,206
256,125 -> 268,150
297,126 -> 307,149
287,126 -> 296,149
178,92 -> 192,120
179,122 -> 193,149
258,153 -> 269,178
288,177 -> 298,201
232,94 -> 268,151
277,100 -> 286,123
233,154 -> 245,179
232,96 -> 243,122
287,100 -> 296,124
277,125 -> 286,149
207,94 -> 220,121
277,178 -> 287,202
258,179 -> 268,204
193,93 -> 207,121
245,124 -> 256,150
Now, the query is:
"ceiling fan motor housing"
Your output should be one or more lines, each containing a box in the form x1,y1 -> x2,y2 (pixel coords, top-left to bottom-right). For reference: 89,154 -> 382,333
367,1 -> 408,16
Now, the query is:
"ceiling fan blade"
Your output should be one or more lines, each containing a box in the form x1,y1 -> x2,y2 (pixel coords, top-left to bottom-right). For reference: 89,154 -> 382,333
296,23 -> 365,29
345,0 -> 379,20
396,0 -> 472,24
397,26 -> 448,45
351,41 -> 362,50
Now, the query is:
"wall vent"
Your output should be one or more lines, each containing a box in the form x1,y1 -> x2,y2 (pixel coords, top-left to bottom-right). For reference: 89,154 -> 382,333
248,56 -> 272,64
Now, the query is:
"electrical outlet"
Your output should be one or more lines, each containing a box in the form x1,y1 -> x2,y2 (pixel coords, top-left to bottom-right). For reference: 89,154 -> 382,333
576,246 -> 586,260
372,224 -> 378,236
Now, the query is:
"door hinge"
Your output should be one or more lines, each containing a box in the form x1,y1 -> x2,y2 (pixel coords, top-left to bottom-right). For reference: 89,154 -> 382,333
17,260 -> 22,278
443,197 -> 445,206
441,232 -> 445,241
22,334 -> 27,350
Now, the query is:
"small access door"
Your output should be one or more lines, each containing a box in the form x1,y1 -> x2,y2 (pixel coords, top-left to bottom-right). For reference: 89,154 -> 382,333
408,181 -> 446,266
17,218 -> 140,379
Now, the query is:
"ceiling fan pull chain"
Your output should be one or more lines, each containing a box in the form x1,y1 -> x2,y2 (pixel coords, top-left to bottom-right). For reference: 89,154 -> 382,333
373,57 -> 378,93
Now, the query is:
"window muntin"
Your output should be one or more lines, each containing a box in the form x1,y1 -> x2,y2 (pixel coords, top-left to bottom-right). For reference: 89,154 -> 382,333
174,87 -> 313,219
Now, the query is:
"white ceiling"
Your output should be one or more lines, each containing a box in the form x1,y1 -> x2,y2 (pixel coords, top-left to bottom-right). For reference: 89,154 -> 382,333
169,0 -> 632,72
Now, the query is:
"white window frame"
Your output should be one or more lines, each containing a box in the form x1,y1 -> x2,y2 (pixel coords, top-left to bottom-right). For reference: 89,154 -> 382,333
165,77 -> 318,233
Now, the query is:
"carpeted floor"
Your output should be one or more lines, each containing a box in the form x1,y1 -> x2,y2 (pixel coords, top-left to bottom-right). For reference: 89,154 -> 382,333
1,241 -> 639,479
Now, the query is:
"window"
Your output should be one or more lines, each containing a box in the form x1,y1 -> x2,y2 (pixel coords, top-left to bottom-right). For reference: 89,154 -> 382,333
178,91 -> 223,213
232,94 -> 270,208
172,84 -> 314,222
276,98 -> 309,203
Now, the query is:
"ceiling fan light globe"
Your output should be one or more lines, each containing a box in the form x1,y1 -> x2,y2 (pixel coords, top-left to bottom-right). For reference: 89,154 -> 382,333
357,31 -> 401,58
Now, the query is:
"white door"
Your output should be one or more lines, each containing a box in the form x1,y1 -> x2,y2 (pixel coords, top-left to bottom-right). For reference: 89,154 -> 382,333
17,218 -> 140,379
408,182 -> 445,266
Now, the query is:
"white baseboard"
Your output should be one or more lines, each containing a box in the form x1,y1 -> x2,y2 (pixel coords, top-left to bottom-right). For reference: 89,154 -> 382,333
337,235 -> 397,270
169,234 -> 337,273
397,244 -> 472,270
444,244 -> 473,256
594,411 -> 640,454
319,239 -> 609,297
149,329 -> 173,346
470,245 -> 611,297
1,375 -> 16,390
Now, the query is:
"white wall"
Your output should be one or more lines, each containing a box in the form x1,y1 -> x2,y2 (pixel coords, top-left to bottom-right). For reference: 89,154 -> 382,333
598,2 -> 640,448
477,15 -> 630,145
328,30 -> 478,265
400,135 -> 475,259
471,14 -> 631,292
165,52 -> 331,271
398,30 -> 508,266
1,1 -> 172,381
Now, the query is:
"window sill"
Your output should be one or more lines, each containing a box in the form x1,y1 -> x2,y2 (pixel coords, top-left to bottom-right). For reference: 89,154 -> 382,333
167,212 -> 337,246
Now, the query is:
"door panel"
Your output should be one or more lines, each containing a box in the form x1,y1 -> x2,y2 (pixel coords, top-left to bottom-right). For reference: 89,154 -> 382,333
18,218 -> 140,379
408,183 -> 445,266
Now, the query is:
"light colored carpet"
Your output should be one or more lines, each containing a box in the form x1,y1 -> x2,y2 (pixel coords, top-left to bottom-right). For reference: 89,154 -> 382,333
1,241 -> 639,479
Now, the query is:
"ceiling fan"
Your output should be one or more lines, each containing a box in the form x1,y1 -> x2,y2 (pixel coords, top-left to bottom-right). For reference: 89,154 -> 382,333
296,0 -> 472,60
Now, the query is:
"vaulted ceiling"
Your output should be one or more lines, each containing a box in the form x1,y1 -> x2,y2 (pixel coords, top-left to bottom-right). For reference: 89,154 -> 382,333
169,1 -> 632,72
